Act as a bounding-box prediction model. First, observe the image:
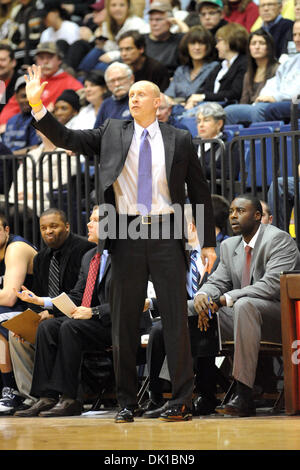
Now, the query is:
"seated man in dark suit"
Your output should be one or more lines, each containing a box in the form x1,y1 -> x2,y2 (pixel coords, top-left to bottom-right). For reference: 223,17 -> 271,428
194,194 -> 300,417
13,205 -> 112,417
8,207 -> 94,412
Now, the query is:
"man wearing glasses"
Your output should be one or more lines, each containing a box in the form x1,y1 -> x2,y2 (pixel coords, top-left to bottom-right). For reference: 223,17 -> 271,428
197,0 -> 228,38
259,0 -> 293,58
94,62 -> 134,128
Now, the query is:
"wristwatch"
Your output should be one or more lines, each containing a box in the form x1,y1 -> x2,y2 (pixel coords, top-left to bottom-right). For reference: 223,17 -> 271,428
91,306 -> 101,318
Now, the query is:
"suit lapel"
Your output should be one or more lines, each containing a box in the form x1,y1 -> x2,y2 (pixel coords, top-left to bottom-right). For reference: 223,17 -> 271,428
159,122 -> 175,184
249,225 -> 265,281
233,238 -> 244,281
121,121 -> 134,166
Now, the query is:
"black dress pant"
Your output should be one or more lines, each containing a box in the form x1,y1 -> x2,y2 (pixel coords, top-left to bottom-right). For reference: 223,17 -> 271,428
110,231 -> 194,409
30,316 -> 112,399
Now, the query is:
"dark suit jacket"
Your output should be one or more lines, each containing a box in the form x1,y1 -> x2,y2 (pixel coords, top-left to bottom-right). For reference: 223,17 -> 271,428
31,232 -> 95,316
198,54 -> 248,104
34,113 -> 216,258
69,247 -> 111,327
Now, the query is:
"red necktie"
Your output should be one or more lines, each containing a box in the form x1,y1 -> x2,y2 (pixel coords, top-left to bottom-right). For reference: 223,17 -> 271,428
241,245 -> 252,288
81,253 -> 101,307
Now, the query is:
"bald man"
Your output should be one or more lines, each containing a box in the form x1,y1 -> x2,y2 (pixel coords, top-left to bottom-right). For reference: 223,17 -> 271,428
25,70 -> 216,422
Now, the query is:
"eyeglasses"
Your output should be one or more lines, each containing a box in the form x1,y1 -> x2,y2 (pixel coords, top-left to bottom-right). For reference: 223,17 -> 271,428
106,75 -> 130,85
259,2 -> 280,8
199,10 -> 221,17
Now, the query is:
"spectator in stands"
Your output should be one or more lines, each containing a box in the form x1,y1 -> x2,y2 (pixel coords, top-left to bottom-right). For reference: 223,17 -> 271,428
184,23 -> 248,110
71,72 -> 107,129
258,0 -> 294,58
0,0 -> 17,44
197,0 -> 228,37
8,208 -> 95,413
0,213 -> 37,414
144,2 -> 185,77
0,44 -> 18,116
117,30 -> 170,92
194,194 -> 300,417
224,28 -> 278,123
65,0 -> 107,72
223,0 -> 259,31
78,0 -> 150,72
0,41 -> 83,130
267,170 -> 299,230
156,93 -> 190,129
260,200 -> 273,224
39,2 -> 81,46
12,206 -> 111,418
164,26 -> 218,105
280,0 -> 300,56
94,62 -> 133,128
7,90 -> 80,219
2,76 -> 41,155
224,20 -> 300,124
7,0 -> 45,50
196,102 -> 240,180
53,89 -> 81,127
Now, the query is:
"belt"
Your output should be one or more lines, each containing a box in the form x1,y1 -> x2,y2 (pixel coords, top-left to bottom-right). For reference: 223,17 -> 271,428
123,214 -> 174,225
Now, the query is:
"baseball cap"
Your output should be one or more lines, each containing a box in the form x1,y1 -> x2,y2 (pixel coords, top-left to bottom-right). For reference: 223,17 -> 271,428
197,0 -> 224,10
91,0 -> 105,11
35,41 -> 63,58
148,2 -> 172,14
14,76 -> 26,93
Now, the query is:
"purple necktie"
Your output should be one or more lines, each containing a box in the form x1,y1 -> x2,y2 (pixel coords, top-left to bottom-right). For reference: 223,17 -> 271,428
137,129 -> 152,215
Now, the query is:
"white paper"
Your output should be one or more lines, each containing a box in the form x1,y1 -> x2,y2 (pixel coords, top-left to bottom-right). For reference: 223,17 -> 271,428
51,292 -> 76,317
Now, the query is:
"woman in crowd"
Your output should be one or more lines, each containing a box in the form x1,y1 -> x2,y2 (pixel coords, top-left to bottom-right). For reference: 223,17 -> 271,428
184,23 -> 248,109
79,0 -> 149,72
71,71 -> 108,129
164,26 -> 219,104
223,0 -> 259,32
225,28 -> 279,124
196,102 -> 240,180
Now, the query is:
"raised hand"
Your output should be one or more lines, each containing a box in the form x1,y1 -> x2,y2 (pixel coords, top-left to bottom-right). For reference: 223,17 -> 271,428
24,64 -> 48,109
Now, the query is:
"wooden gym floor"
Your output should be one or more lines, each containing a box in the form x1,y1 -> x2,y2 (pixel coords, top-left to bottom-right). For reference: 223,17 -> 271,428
0,408 -> 300,451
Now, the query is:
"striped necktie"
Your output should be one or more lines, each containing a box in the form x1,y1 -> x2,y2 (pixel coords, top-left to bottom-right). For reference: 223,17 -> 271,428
190,250 -> 199,298
81,253 -> 101,307
48,252 -> 60,298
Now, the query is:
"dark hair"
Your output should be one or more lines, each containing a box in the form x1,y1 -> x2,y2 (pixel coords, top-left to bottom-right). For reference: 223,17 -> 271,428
106,0 -> 131,38
211,194 -> 230,233
247,28 -> 278,84
179,25 -> 217,65
0,43 -> 14,61
118,30 -> 146,51
84,70 -> 106,88
216,23 -> 248,54
40,208 -> 68,224
235,193 -> 263,216
223,0 -> 252,14
0,212 -> 9,229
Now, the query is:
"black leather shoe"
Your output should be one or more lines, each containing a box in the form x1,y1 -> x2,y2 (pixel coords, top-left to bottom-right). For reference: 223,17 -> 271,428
115,406 -> 139,423
193,395 -> 219,416
143,400 -> 167,419
160,404 -> 192,422
39,398 -> 82,417
14,398 -> 57,417
217,394 -> 256,417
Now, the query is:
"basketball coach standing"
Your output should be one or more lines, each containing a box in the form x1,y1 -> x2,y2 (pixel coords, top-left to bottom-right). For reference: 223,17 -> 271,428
24,65 -> 216,423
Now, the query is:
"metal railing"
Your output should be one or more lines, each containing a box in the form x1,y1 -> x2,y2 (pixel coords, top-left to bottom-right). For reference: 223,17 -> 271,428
1,127 -> 300,249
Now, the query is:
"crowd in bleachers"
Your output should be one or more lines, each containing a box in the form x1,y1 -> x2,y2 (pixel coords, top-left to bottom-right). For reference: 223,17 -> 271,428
0,0 -> 299,422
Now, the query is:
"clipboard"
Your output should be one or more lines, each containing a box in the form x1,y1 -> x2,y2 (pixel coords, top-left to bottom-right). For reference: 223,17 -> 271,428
2,308 -> 40,344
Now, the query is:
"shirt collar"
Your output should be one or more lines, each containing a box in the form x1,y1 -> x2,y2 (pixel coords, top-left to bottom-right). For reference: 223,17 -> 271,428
243,224 -> 261,249
134,119 -> 159,140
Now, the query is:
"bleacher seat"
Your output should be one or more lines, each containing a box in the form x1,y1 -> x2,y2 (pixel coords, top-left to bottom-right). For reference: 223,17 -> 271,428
178,116 -> 198,137
224,124 -> 244,133
250,121 -> 284,130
